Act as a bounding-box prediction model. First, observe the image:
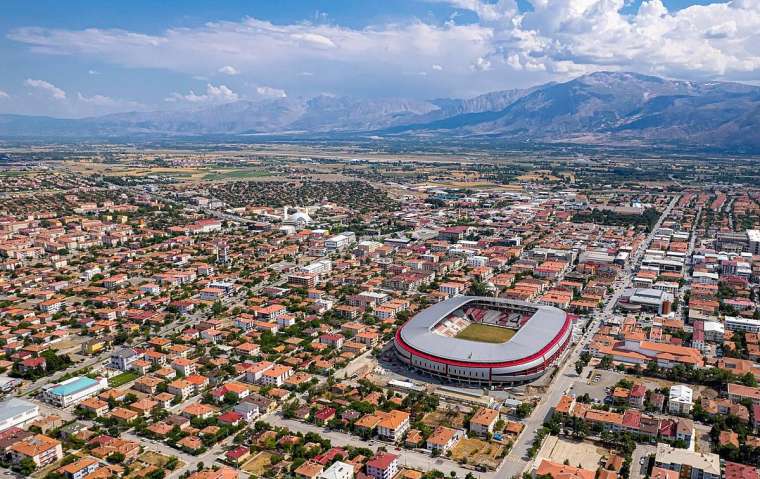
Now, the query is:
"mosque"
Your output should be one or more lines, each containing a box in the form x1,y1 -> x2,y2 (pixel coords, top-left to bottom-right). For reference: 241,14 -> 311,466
282,206 -> 312,228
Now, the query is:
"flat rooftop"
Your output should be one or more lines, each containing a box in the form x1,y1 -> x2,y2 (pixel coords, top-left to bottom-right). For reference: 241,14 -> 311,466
48,376 -> 98,397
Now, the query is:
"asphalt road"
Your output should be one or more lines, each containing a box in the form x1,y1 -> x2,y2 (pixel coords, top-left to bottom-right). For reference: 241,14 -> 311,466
496,195 -> 679,479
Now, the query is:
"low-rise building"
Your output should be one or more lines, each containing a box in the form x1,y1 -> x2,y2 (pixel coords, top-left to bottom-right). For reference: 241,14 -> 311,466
469,407 -> 499,437
654,443 -> 720,479
9,434 -> 63,468
365,453 -> 398,479
318,461 -> 354,479
42,376 -> 109,408
668,385 -> 693,414
0,398 -> 39,431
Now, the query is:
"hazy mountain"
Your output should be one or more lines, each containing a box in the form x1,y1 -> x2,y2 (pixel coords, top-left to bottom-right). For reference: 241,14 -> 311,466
1,72 -> 759,150
387,72 -> 760,149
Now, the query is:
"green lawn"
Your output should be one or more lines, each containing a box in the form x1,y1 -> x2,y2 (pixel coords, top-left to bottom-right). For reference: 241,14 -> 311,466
109,371 -> 139,387
455,324 -> 516,343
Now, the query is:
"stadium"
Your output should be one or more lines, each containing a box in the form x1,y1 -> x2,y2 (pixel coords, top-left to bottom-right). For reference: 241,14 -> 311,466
394,296 -> 572,386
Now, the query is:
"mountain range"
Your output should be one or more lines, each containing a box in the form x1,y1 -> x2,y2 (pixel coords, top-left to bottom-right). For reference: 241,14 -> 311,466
2,72 -> 759,151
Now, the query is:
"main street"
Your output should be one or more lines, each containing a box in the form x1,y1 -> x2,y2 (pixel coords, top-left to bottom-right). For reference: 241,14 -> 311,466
496,195 -> 679,478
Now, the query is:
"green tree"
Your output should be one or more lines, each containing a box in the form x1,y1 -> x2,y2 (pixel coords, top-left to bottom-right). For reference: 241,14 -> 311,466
17,457 -> 37,476
468,280 -> 490,296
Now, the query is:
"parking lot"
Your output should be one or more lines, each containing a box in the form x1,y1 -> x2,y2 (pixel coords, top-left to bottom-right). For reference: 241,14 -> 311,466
570,368 -> 624,399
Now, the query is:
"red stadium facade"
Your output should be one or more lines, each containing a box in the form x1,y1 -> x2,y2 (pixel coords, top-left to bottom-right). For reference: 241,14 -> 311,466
393,296 -> 572,386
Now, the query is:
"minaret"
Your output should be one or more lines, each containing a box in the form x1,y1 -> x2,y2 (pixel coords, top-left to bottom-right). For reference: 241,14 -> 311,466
216,241 -> 228,264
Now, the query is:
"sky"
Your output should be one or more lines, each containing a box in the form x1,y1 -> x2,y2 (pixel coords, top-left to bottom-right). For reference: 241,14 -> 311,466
1,0 -> 758,118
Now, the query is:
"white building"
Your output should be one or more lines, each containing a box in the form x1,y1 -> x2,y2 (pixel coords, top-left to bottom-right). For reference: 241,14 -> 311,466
467,255 -> 488,268
233,399 -> 260,422
725,316 -> 760,333
301,259 -> 332,276
668,385 -> 694,415
0,398 -> 39,431
42,376 -> 109,408
325,233 -> 356,251
366,453 -> 398,479
749,229 -> 760,255
703,321 -> 725,342
318,461 -> 354,479
110,348 -> 142,371
283,206 -> 312,228
654,443 -> 720,479
259,365 -> 294,387
692,271 -> 719,285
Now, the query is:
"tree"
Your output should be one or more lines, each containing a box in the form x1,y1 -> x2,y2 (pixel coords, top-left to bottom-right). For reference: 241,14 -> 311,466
516,403 -> 534,419
468,280 -> 490,296
17,457 -> 36,476
600,355 -> 613,369
741,372 -> 758,387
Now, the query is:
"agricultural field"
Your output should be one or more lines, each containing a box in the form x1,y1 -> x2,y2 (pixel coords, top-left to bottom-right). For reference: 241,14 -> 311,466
455,324 -> 516,343
202,168 -> 272,181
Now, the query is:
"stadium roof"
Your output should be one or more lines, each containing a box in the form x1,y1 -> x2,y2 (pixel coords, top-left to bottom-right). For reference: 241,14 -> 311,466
397,296 -> 568,366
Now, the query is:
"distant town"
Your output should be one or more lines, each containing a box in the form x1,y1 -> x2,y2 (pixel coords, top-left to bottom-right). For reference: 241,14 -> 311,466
0,147 -> 758,479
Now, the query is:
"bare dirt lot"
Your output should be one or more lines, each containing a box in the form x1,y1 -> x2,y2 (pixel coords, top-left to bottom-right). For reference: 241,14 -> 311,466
421,410 -> 467,429
139,450 -> 184,469
535,436 -> 609,471
242,451 -> 275,475
450,438 -> 505,470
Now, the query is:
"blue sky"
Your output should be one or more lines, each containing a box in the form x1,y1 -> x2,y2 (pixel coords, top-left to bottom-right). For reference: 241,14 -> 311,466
1,0 -> 754,118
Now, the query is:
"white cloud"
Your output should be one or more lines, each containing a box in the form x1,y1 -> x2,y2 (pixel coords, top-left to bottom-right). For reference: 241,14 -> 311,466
8,2 -> 760,99
290,32 -> 336,49
0,90 -> 8,99
7,18 -> 494,98
471,56 -> 492,71
255,86 -> 287,98
166,83 -> 239,104
218,65 -> 239,75
24,78 -> 66,99
88,69 -> 100,75
77,92 -> 143,109
444,0 -> 760,80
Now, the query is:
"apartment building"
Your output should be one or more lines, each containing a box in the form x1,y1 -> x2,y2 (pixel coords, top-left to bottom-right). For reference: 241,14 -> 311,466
376,410 -> 410,442
654,443 -> 720,479
365,453 -> 399,479
9,434 -> 63,468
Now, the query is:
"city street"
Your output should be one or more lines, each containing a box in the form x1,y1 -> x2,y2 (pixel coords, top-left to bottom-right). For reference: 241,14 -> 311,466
496,195 -> 678,478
